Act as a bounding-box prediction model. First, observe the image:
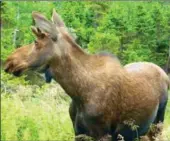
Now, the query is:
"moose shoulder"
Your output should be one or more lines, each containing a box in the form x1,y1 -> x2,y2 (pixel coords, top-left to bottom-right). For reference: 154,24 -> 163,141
4,9 -> 169,141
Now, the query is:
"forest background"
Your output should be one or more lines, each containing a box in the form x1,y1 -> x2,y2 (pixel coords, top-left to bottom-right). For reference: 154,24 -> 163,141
1,1 -> 170,140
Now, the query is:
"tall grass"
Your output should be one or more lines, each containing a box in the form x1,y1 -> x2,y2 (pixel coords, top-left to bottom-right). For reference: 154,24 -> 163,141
162,97 -> 170,141
1,78 -> 170,140
1,82 -> 74,141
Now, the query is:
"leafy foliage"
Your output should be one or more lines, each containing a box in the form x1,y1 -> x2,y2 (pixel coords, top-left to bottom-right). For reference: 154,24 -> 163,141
1,83 -> 73,141
2,1 -> 170,66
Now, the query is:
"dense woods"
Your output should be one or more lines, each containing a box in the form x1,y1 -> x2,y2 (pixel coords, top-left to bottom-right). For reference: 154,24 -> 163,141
1,2 -> 170,67
1,1 -> 170,141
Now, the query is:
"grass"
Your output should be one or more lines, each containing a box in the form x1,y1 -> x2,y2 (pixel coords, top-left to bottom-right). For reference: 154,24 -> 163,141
1,81 -> 170,141
162,97 -> 170,141
1,83 -> 74,141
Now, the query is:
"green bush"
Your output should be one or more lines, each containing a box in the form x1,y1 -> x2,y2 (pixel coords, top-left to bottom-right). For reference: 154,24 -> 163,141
88,32 -> 120,54
1,83 -> 73,141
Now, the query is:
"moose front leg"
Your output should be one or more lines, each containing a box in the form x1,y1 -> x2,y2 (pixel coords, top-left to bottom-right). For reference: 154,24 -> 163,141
69,101 -> 77,131
69,101 -> 88,136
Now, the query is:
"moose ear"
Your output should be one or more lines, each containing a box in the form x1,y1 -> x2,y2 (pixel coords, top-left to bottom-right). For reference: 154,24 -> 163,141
31,26 -> 47,38
51,9 -> 77,41
32,11 -> 58,41
51,8 -> 65,27
31,26 -> 40,36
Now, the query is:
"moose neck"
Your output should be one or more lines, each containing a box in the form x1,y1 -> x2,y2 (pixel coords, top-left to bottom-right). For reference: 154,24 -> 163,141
50,33 -> 92,103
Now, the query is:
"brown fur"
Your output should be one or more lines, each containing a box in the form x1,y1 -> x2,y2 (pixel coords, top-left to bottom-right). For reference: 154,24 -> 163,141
125,62 -> 170,89
4,10 -> 169,141
124,62 -> 169,140
124,62 -> 169,103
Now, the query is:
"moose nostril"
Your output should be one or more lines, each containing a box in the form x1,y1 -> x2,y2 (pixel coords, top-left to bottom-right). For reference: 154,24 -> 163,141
4,64 -> 11,73
4,62 -> 14,73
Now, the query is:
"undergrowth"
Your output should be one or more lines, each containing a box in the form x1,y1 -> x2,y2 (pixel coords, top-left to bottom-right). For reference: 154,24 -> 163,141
1,71 -> 170,141
1,72 -> 74,140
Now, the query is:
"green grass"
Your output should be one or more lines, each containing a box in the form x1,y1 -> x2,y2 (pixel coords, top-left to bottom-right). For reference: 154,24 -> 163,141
1,83 -> 74,141
162,95 -> 170,141
1,82 -> 170,141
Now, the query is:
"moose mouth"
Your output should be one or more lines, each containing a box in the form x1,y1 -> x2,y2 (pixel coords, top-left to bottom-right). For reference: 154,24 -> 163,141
4,66 -> 25,77
5,65 -> 43,77
4,62 -> 27,77
4,61 -> 50,80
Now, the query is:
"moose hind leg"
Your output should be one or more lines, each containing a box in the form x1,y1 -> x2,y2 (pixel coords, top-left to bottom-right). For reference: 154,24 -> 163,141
114,105 -> 159,141
146,92 -> 168,141
154,90 -> 168,124
154,101 -> 168,124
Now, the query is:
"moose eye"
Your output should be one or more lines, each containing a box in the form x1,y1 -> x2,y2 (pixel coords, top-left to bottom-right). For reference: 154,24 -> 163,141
34,40 -> 41,50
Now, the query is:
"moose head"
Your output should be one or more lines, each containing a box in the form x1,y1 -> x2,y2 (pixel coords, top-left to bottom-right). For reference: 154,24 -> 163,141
4,9 -> 77,77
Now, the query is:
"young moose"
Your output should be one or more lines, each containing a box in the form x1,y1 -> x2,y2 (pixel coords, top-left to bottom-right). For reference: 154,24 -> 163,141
4,10 -> 169,141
